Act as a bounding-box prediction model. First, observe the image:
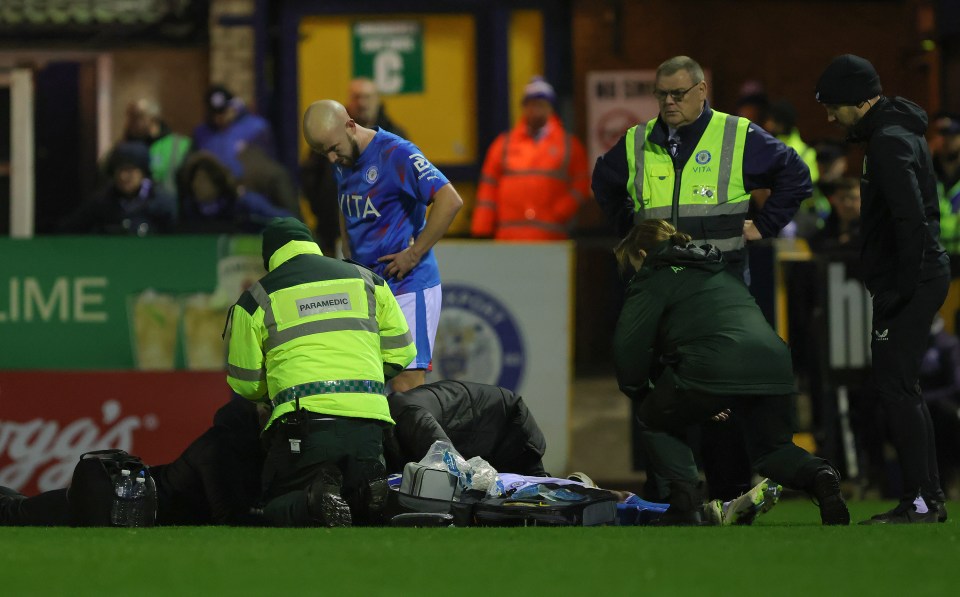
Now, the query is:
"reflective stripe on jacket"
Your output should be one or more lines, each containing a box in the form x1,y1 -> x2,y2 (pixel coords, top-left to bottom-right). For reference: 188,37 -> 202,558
226,240 -> 415,428
626,110 -> 751,260
471,115 -> 589,240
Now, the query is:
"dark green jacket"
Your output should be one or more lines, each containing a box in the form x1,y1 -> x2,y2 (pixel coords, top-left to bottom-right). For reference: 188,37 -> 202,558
613,241 -> 795,399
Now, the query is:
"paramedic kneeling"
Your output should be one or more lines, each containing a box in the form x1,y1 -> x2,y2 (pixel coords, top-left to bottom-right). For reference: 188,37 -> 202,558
226,218 -> 416,526
612,219 -> 850,526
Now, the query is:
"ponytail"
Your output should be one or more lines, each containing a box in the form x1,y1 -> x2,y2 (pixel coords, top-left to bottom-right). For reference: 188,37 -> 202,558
614,219 -> 687,272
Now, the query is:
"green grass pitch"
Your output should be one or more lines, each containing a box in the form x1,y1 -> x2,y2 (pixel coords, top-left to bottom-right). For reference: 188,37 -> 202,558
2,500 -> 958,596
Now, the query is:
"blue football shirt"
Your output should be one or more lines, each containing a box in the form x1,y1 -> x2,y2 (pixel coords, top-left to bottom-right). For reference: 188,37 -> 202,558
334,129 -> 450,295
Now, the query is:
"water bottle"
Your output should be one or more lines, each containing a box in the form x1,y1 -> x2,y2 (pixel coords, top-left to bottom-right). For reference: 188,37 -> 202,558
110,469 -> 133,526
129,477 -> 147,527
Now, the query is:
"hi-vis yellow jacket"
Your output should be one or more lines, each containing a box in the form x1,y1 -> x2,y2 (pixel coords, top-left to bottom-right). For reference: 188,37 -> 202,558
626,110 -> 751,264
226,234 -> 415,429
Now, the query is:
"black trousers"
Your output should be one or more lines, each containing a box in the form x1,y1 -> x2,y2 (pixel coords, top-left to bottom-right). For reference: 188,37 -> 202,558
0,489 -> 71,526
870,275 -> 949,502
635,370 -> 829,494
260,414 -> 386,527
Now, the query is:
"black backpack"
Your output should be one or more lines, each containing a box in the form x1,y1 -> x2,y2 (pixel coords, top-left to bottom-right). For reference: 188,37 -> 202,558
68,449 -> 157,527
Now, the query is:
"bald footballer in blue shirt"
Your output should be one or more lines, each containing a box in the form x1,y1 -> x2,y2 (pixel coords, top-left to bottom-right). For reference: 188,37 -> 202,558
303,100 -> 463,393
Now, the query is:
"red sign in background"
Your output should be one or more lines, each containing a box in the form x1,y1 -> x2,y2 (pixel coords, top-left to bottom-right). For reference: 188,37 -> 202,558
0,371 -> 230,495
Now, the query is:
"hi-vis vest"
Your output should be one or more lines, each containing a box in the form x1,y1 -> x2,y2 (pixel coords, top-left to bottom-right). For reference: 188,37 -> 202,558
471,115 -> 589,240
626,110 -> 751,260
226,240 -> 415,429
939,179 -> 960,253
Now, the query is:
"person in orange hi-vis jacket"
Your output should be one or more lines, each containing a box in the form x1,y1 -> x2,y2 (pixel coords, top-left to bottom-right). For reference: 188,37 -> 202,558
471,76 -> 590,240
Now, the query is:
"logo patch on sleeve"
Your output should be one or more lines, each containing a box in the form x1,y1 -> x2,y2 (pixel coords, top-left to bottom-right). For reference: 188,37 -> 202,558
296,293 -> 353,316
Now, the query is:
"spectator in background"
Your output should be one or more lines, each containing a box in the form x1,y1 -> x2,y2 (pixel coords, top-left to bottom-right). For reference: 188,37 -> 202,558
815,140 -> 849,192
59,142 -> 176,235
177,151 -> 293,234
346,77 -> 409,140
933,114 -> 960,254
799,140 -> 851,237
193,85 -> 276,180
301,78 -> 409,256
735,80 -> 769,124
238,144 -> 301,219
764,100 -> 818,184
764,101 -> 819,239
934,113 -> 960,209
808,176 -> 861,252
790,140 -> 848,239
470,76 -> 590,240
190,85 -> 296,218
119,98 -> 192,201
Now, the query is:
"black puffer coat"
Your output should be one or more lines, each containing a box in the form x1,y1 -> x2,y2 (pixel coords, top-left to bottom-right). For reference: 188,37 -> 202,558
385,380 -> 547,476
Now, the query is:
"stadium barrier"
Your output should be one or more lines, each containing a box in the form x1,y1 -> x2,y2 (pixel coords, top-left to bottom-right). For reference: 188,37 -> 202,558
0,236 -> 574,490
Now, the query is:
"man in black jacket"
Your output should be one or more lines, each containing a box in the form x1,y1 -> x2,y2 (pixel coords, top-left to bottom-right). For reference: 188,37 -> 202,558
384,380 -> 548,477
816,54 -> 951,524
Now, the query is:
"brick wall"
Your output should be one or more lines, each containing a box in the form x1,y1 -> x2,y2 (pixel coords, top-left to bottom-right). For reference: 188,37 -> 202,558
571,0 -> 931,144
209,0 -> 256,108
112,48 -> 209,139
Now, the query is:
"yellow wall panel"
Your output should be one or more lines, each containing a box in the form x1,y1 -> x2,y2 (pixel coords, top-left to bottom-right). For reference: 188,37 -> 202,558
508,10 -> 544,126
298,14 -> 476,166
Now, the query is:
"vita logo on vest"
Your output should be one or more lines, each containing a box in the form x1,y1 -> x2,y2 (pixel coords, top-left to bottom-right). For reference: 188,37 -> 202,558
693,150 -> 712,173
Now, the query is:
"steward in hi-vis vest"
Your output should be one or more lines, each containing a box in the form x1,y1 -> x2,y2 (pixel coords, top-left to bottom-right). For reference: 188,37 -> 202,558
226,217 -> 415,527
592,57 -> 811,279
625,110 -> 753,270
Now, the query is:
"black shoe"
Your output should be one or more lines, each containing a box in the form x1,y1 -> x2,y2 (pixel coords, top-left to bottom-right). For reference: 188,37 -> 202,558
810,467 -> 850,526
306,468 -> 352,528
859,500 -> 938,525
937,501 -> 948,523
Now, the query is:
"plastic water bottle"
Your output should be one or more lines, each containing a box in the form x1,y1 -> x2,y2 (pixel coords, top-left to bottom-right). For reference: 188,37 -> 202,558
110,469 -> 133,526
129,477 -> 147,527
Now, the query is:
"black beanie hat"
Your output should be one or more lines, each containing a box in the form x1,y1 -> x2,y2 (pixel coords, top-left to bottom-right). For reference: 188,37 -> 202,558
261,217 -> 315,270
815,54 -> 882,105
108,141 -> 151,177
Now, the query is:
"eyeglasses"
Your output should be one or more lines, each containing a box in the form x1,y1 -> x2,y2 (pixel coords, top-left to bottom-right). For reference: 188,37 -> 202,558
653,83 -> 700,103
